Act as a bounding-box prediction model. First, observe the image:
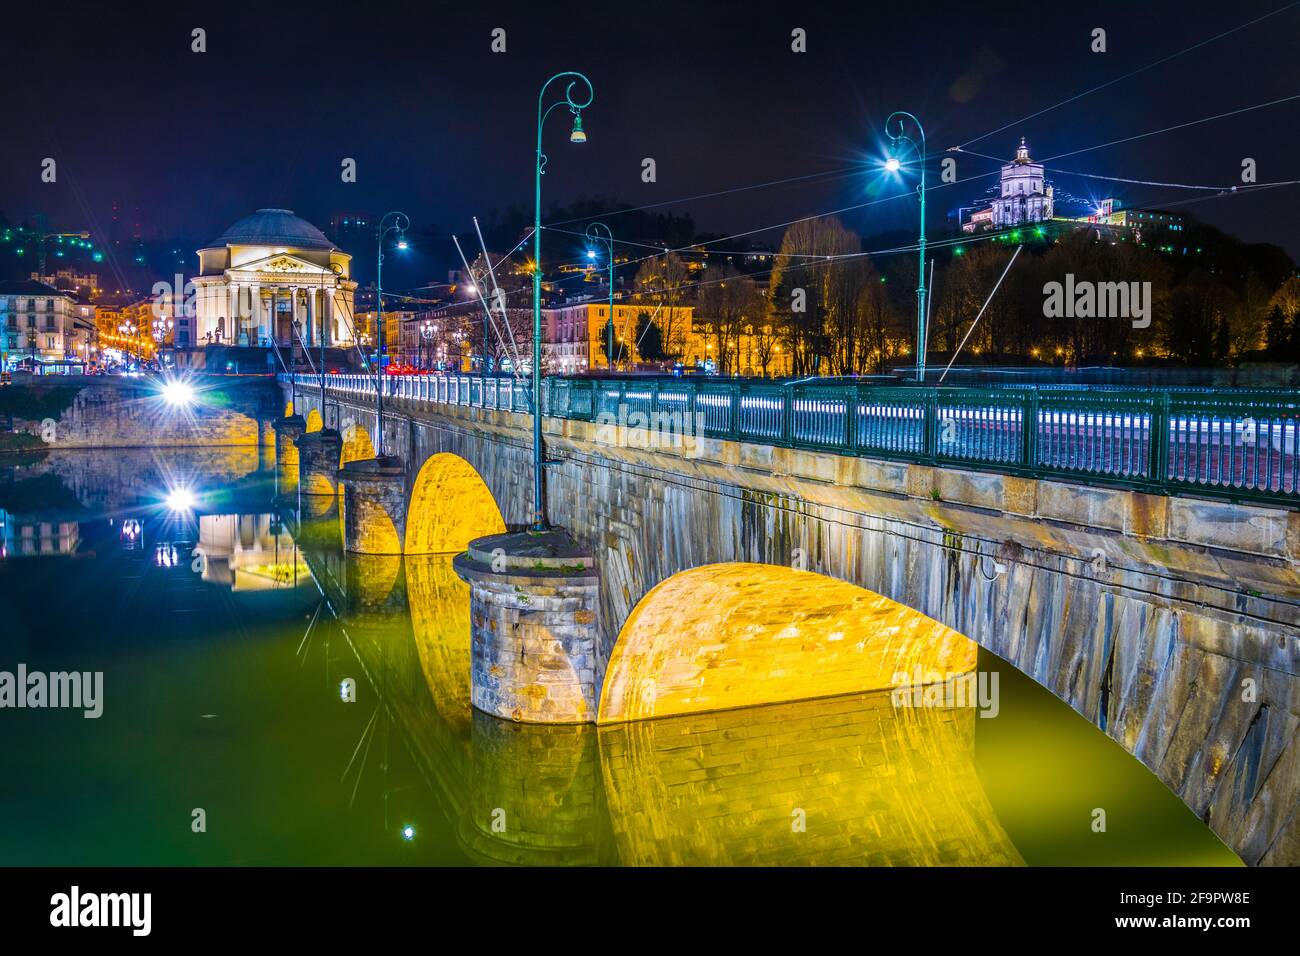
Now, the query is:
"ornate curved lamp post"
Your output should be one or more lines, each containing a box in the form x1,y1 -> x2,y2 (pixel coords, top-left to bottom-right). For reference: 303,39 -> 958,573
420,319 -> 434,370
289,317 -> 300,412
585,221 -> 616,370
317,262 -> 348,426
375,211 -> 409,454
118,321 -> 139,364
884,111 -> 927,382
531,72 -> 593,530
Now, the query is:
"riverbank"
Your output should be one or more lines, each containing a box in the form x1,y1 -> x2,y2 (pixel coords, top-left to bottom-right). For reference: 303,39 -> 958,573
0,376 -> 281,448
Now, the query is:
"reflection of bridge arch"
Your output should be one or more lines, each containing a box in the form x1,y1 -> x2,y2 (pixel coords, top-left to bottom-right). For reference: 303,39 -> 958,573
598,691 -> 1021,866
407,554 -> 473,727
404,453 -> 506,555
339,422 -> 375,467
598,562 -> 976,723
304,408 -> 323,433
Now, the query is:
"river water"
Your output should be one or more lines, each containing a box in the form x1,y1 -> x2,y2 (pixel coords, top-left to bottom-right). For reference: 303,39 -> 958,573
0,448 -> 1239,866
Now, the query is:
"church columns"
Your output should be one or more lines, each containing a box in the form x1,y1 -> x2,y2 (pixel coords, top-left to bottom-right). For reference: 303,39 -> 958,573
265,288 -> 275,347
306,287 -> 317,348
250,284 -> 263,347
206,274 -> 348,351
226,284 -> 239,344
323,288 -> 334,347
288,286 -> 298,348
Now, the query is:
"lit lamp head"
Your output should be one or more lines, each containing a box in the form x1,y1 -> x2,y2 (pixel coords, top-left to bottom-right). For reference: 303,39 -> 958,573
396,235 -> 409,251
587,249 -> 596,260
569,111 -> 587,144
165,486 -> 197,512
161,379 -> 195,408
884,156 -> 902,173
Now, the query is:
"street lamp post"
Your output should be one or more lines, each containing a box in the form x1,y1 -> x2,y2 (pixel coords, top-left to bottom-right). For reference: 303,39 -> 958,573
320,265 -> 342,418
463,276 -> 489,374
119,321 -> 138,366
289,318 -> 300,412
884,110 -> 928,382
421,320 -> 436,370
375,212 -> 410,455
585,222 -> 615,371
531,71 -> 593,531
151,316 -> 172,367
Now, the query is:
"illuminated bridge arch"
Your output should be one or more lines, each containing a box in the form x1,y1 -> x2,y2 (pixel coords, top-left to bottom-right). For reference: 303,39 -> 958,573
404,453 -> 506,555
598,562 -> 977,723
340,422 -> 376,466
304,408 -> 323,433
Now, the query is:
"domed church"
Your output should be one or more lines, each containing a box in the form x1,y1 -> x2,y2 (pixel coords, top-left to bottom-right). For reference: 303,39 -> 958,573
191,209 -> 357,352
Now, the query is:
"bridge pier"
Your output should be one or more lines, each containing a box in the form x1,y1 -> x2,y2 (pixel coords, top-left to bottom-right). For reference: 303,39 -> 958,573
272,415 -> 306,495
454,530 -> 599,724
295,428 -> 342,497
339,455 -> 407,554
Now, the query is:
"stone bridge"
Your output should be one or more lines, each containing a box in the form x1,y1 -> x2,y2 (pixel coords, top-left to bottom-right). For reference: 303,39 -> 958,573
284,377 -> 1300,865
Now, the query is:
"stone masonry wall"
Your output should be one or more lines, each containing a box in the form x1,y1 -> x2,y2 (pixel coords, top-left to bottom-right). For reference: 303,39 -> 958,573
9,377 -> 280,448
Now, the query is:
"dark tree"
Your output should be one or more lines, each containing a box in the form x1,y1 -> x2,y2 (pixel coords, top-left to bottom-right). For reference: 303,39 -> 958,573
596,317 -> 623,366
634,311 -> 666,362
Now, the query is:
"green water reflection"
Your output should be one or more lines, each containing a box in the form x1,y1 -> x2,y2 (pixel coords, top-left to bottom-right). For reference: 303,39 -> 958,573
0,448 -> 1239,866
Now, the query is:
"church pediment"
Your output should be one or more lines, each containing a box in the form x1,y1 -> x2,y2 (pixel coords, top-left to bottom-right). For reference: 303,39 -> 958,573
229,252 -> 333,277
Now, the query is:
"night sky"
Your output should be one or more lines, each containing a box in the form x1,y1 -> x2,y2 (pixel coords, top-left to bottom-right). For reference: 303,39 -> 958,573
5,0 -> 1298,289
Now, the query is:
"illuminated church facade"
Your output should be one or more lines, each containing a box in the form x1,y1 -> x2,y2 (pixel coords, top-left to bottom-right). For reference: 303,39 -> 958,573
190,209 -> 357,350
963,138 -> 1055,233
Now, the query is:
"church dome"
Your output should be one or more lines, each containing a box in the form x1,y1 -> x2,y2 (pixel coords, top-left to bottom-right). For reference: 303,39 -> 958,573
209,208 -> 335,250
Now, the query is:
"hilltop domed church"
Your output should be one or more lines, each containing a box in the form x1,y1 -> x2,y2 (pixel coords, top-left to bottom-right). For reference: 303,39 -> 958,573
990,138 -> 1054,228
961,139 -> 1055,233
190,209 -> 358,359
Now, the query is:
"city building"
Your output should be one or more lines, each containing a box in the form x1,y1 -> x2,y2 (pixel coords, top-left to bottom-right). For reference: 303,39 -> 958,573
1077,198 -> 1186,238
539,296 -> 792,375
72,301 -> 98,364
419,299 -> 519,372
0,511 -> 80,558
28,269 -> 102,300
95,299 -> 159,362
354,308 -> 477,370
0,279 -> 93,372
356,310 -> 416,366
542,298 -> 696,372
190,209 -> 358,351
94,305 -> 123,342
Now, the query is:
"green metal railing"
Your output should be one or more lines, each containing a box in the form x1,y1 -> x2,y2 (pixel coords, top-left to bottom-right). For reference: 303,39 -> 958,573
284,373 -> 1300,508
